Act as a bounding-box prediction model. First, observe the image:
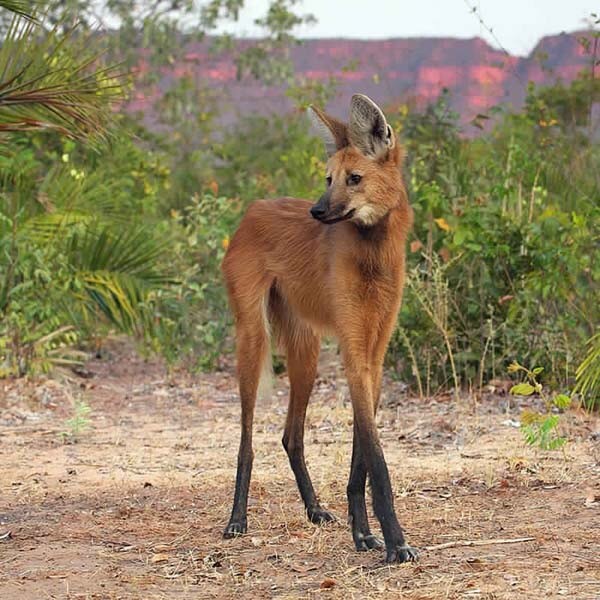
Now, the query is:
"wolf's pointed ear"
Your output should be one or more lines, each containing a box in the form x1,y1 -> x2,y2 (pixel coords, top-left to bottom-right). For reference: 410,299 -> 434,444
307,105 -> 349,157
348,94 -> 395,160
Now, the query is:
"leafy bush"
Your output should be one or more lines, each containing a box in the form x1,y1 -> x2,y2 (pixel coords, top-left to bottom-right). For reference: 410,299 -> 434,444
0,132 -> 175,374
147,192 -> 243,370
387,82 -> 599,393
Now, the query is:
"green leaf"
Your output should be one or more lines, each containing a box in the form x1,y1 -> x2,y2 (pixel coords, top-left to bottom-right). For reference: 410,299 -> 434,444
545,437 -> 567,450
510,382 -> 535,396
540,414 -> 559,432
532,366 -> 544,375
453,228 -> 468,245
553,394 -> 571,410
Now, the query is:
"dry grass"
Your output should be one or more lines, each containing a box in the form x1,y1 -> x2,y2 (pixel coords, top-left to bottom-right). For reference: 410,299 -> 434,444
1,344 -> 599,599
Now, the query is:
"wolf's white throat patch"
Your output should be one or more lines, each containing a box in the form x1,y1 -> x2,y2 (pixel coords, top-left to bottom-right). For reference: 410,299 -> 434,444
353,204 -> 380,226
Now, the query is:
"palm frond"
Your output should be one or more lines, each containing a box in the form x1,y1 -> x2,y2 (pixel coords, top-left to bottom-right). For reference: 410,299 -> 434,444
64,224 -> 176,334
29,326 -> 86,375
77,270 -> 145,333
575,333 -> 600,409
38,164 -> 142,222
0,15 -> 126,144
24,210 -> 93,240
0,0 -> 38,21
15,163 -> 141,232
66,225 -> 174,284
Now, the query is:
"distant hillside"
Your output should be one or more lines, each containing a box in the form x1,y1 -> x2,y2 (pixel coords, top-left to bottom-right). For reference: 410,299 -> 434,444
126,31 -> 594,130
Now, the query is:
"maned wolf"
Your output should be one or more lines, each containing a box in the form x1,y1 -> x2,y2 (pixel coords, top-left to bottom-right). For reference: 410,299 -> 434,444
221,94 -> 417,563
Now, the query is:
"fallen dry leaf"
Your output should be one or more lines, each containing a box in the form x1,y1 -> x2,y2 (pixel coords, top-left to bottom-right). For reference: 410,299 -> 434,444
290,561 -> 321,574
289,530 -> 311,539
151,553 -> 170,564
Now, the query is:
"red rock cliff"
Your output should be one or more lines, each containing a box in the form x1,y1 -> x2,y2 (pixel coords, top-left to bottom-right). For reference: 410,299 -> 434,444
126,31 -> 595,129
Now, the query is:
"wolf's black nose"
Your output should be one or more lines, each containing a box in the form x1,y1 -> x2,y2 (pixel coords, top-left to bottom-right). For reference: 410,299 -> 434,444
311,205 -> 326,219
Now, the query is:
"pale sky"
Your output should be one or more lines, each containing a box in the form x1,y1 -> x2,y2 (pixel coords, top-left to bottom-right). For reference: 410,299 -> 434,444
219,0 -> 597,56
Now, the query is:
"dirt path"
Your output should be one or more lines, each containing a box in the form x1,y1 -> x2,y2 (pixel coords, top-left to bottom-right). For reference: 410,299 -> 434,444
1,347 -> 599,599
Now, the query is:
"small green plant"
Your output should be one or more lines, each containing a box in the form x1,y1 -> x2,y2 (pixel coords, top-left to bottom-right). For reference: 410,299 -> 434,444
508,361 -> 571,450
60,397 -> 92,442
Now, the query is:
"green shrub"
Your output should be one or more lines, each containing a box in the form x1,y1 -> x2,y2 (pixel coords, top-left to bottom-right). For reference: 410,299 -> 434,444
387,82 -> 598,393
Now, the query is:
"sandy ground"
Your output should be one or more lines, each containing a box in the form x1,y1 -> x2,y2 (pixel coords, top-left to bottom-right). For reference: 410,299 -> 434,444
1,345 -> 599,599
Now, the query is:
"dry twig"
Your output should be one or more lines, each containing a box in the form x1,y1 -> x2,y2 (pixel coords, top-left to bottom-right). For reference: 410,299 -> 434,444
424,536 -> 535,551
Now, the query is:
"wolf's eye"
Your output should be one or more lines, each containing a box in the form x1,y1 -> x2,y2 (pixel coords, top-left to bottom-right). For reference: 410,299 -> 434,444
326,176 -> 332,186
348,173 -> 362,185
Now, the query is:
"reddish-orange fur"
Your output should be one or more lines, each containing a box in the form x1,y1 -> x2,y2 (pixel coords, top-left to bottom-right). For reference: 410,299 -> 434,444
221,95 -> 418,563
